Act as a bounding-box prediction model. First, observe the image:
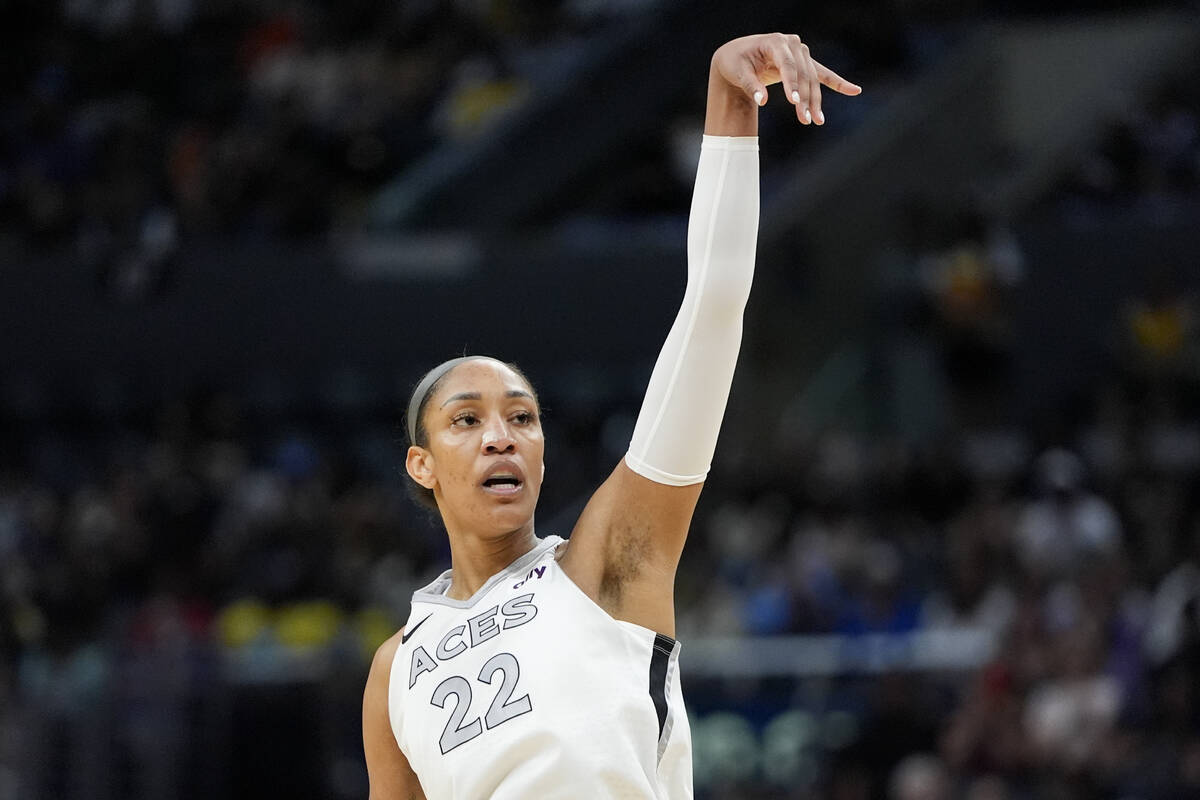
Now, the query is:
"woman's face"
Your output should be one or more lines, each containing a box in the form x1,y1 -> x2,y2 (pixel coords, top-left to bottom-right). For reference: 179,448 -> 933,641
407,359 -> 544,538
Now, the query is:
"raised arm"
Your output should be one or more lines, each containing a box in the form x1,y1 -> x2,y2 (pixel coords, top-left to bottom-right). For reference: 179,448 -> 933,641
561,34 -> 860,635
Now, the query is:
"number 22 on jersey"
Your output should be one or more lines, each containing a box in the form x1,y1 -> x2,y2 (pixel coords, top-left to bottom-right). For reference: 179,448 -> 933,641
430,652 -> 532,754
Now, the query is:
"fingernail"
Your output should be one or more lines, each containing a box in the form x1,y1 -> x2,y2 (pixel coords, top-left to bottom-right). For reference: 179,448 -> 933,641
753,91 -> 763,106
804,108 -> 812,124
816,109 -> 825,124
791,90 -> 800,104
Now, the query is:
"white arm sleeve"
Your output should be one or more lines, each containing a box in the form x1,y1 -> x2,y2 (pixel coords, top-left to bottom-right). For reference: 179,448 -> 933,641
624,135 -> 759,486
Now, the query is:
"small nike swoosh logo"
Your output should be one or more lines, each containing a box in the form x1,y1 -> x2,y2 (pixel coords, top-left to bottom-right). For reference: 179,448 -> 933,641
401,615 -> 431,644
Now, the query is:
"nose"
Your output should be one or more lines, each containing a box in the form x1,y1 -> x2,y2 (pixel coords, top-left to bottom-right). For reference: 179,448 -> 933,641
481,419 -> 516,454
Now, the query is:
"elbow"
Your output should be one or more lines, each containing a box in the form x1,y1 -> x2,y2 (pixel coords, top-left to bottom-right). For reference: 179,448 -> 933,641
685,226 -> 758,321
681,269 -> 753,327
684,244 -> 757,322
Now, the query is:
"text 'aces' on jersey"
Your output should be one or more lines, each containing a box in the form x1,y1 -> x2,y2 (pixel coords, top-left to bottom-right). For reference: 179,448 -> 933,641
387,536 -> 693,800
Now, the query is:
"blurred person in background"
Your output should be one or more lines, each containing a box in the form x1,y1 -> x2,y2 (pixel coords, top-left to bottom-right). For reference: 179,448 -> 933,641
888,753 -> 950,800
1013,447 -> 1122,581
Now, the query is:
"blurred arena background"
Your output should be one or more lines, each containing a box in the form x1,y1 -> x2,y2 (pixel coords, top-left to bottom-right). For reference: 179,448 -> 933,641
3,1 -> 1200,798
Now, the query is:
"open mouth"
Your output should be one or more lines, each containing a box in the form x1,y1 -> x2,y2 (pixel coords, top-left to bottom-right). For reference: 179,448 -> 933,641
481,474 -> 523,495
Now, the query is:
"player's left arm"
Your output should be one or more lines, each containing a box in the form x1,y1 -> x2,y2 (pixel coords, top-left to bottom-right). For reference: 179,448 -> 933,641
561,34 -> 860,635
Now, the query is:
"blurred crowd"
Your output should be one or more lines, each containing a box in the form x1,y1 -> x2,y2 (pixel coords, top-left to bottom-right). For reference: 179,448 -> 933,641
0,0 -> 656,264
1064,68 -> 1200,214
0,0 -> 998,258
5,219 -> 1200,800
4,2 -> 1200,800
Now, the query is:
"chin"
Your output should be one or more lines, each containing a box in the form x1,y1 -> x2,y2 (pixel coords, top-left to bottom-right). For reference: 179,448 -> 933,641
486,497 -> 538,532
439,486 -> 541,536
495,503 -> 537,528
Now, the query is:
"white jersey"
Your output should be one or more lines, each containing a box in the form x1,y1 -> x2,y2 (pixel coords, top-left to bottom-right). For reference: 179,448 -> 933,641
388,536 -> 692,799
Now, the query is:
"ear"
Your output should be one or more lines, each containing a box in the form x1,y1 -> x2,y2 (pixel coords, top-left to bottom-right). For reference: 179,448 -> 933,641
406,445 -> 437,490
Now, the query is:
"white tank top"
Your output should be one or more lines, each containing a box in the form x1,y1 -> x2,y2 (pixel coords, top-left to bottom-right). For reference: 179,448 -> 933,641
387,536 -> 693,799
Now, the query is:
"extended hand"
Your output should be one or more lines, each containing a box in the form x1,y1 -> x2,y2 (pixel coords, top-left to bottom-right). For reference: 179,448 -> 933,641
711,33 -> 861,126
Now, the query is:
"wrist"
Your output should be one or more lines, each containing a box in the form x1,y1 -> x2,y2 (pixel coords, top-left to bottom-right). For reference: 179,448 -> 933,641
704,60 -> 758,137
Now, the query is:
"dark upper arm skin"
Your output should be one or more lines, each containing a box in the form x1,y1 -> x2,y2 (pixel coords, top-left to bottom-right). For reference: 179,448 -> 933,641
363,630 -> 428,800
559,459 -> 703,637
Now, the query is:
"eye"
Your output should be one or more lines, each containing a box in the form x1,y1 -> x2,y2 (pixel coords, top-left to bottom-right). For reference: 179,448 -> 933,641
512,410 -> 536,425
452,412 -> 479,427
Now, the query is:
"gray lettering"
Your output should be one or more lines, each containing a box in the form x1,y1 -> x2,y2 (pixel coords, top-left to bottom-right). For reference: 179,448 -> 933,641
501,593 -> 538,630
436,625 -> 468,660
468,605 -> 501,646
409,645 -> 438,689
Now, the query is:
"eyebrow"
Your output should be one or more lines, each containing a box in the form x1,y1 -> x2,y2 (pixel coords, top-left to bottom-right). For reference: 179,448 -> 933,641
440,390 -> 534,408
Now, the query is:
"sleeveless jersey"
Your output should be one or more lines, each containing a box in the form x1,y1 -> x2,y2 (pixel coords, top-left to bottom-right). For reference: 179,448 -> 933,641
387,536 -> 693,799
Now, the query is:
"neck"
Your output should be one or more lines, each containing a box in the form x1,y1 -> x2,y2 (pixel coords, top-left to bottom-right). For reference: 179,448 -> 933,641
444,521 -> 538,600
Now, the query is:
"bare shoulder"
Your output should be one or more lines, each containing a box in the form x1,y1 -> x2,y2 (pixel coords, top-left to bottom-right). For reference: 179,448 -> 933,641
369,628 -> 405,685
363,628 -> 426,800
363,627 -> 402,739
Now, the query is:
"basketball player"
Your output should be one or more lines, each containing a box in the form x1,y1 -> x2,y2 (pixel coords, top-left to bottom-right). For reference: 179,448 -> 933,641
362,32 -> 861,799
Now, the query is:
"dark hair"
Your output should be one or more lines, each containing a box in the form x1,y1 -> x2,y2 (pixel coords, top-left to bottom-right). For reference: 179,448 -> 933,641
403,356 -> 539,512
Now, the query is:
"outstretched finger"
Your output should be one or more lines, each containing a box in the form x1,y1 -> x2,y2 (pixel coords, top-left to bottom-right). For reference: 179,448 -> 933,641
738,67 -> 768,108
815,61 -> 863,96
794,40 -> 823,125
766,34 -> 809,124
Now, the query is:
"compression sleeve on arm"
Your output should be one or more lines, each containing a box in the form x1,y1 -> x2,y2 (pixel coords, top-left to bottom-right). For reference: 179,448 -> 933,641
624,135 -> 759,486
